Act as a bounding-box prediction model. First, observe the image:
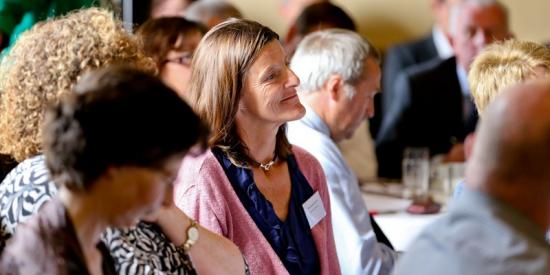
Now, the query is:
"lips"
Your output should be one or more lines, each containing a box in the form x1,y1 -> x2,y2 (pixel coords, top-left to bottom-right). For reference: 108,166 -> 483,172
281,92 -> 298,102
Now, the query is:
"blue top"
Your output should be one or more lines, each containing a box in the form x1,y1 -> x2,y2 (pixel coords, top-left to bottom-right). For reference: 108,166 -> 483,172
213,148 -> 320,275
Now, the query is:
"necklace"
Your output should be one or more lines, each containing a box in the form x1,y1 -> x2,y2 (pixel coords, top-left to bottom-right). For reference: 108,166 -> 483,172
250,154 -> 278,171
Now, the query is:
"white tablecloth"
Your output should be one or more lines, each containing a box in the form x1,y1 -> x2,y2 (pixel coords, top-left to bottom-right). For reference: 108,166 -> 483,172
362,192 -> 444,251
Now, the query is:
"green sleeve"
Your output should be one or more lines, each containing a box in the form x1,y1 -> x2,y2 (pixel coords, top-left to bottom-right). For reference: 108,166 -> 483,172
0,0 -> 47,34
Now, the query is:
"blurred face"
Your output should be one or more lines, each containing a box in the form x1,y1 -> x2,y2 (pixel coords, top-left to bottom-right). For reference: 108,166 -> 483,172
452,3 -> 510,70
279,0 -> 323,25
160,32 -> 202,98
151,0 -> 190,17
237,41 -> 305,127
331,57 -> 381,142
106,157 -> 182,228
431,0 -> 457,34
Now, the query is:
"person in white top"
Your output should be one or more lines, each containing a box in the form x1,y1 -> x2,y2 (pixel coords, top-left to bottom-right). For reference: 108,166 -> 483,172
287,28 -> 397,275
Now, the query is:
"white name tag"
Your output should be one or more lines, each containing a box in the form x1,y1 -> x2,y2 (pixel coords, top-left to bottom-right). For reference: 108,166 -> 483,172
302,191 -> 326,229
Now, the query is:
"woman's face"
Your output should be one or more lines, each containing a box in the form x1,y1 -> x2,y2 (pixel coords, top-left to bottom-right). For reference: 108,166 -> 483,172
105,156 -> 182,228
237,41 -> 305,127
160,31 -> 202,98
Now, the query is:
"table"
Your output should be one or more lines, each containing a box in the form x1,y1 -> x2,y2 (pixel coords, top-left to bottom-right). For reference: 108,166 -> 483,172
362,191 -> 444,251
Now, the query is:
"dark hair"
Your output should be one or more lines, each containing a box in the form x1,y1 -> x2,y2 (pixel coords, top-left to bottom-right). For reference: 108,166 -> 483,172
295,2 -> 356,36
43,66 -> 209,190
137,17 -> 207,67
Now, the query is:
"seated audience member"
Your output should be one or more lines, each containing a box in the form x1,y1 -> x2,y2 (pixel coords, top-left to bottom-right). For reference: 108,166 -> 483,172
452,40 -> 550,197
393,79 -> 550,275
285,1 -> 379,181
0,9 -> 247,274
184,0 -> 242,29
287,29 -> 397,275
175,19 -> 340,275
284,1 -> 355,57
0,66 -> 208,274
375,0 -> 456,138
149,0 -> 197,18
137,17 -> 206,97
469,40 -> 550,116
278,0 -> 326,26
376,0 -> 511,179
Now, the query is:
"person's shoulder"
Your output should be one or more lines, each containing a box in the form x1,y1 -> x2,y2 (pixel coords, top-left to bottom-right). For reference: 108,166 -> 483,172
392,217 -> 462,275
390,34 -> 434,54
291,145 -> 320,166
288,121 -> 332,152
0,200 -> 65,272
386,33 -> 435,63
291,145 -> 326,183
180,150 -> 220,176
402,56 -> 456,87
1,155 -> 47,181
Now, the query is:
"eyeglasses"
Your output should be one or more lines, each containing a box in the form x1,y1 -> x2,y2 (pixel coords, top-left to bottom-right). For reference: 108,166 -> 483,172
164,52 -> 193,67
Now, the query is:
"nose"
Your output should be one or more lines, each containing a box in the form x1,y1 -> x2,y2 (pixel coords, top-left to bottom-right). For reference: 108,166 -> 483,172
287,68 -> 300,89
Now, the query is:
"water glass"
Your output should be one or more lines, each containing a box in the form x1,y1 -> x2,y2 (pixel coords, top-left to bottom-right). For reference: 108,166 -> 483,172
402,147 -> 430,200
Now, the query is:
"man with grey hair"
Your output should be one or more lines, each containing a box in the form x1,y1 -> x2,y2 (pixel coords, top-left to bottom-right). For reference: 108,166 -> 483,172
287,29 -> 397,275
393,79 -> 550,275
376,0 -> 511,179
184,0 -> 242,29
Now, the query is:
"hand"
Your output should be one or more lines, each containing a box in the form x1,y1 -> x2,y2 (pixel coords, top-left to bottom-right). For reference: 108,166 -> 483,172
142,202 -> 191,246
444,143 -> 465,162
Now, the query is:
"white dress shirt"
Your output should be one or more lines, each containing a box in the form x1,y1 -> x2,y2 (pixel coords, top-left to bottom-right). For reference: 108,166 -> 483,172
432,26 -> 454,60
287,107 -> 397,275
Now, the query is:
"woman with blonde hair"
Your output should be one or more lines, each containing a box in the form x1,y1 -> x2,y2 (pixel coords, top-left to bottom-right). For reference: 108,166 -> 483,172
175,19 -> 340,275
0,8 -> 247,275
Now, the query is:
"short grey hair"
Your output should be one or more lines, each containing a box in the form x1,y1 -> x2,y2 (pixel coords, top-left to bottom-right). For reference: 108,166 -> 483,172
184,0 -> 242,27
290,28 -> 378,96
449,0 -> 508,37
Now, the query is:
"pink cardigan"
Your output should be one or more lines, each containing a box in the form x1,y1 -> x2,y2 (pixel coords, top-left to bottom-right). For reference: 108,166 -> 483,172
174,146 -> 341,275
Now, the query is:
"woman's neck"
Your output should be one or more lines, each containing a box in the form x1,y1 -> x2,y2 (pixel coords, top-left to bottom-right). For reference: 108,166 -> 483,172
236,117 -> 280,164
58,187 -> 107,258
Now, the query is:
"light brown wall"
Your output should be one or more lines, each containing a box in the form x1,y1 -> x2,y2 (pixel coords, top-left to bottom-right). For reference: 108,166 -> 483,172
228,0 -> 550,51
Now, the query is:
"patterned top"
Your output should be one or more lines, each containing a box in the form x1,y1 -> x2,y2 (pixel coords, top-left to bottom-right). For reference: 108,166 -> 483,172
213,148 -> 320,275
0,155 -> 196,275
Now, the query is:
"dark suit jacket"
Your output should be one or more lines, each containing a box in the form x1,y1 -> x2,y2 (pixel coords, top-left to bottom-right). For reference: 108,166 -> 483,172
381,34 -> 439,113
375,57 -> 476,179
371,34 -> 439,138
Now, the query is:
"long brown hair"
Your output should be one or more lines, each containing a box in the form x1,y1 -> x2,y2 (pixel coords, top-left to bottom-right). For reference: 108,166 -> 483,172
186,19 -> 292,166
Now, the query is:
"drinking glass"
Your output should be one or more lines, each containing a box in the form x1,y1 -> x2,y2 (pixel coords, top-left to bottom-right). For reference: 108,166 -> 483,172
402,147 -> 430,200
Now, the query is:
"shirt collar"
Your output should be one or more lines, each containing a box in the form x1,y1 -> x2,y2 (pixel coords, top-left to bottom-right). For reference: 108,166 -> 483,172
456,188 -> 549,246
432,25 -> 454,60
299,105 -> 331,138
455,64 -> 470,97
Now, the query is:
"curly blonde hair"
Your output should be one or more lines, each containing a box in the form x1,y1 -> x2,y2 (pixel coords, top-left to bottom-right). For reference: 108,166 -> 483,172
0,8 -> 156,162
469,39 -> 550,117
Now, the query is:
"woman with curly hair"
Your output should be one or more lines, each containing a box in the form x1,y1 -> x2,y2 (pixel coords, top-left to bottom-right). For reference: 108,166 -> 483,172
0,8 -> 247,275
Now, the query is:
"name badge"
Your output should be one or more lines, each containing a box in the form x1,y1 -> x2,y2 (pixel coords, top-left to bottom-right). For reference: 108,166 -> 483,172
302,191 -> 326,229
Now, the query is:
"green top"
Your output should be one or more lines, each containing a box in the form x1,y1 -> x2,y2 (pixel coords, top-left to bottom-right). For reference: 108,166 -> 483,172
0,0 -> 96,51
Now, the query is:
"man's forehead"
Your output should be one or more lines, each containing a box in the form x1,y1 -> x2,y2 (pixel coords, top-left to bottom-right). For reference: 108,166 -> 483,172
460,3 -> 506,27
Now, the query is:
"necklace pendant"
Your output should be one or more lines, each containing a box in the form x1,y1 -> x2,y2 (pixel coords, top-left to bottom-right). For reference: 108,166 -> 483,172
259,160 -> 275,171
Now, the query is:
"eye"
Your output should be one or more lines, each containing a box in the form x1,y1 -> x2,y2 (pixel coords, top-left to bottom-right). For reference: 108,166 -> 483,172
263,70 -> 280,82
165,52 -> 194,66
